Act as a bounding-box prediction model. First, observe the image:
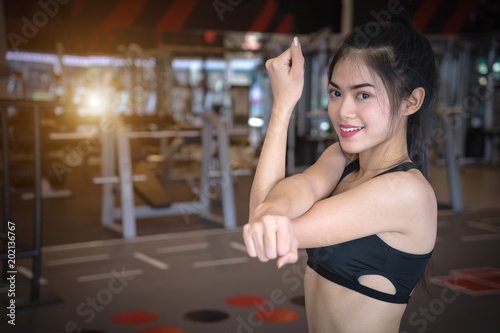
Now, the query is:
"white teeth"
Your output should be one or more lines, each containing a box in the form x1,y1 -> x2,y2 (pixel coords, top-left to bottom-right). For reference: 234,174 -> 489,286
340,126 -> 363,132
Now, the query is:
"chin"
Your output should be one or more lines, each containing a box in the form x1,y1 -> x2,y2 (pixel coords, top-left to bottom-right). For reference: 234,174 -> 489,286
338,141 -> 363,155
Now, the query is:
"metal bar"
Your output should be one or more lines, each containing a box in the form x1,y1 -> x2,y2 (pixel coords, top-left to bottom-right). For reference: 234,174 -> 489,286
126,130 -> 201,139
100,124 -> 115,225
341,0 -> 354,35
93,175 -> 146,184
0,99 -> 62,108
0,250 -> 39,260
1,107 -> 10,282
215,114 -> 237,228
117,122 -> 137,238
484,38 -> 497,163
49,132 -> 99,140
445,114 -> 463,212
31,105 -> 42,302
124,128 -> 248,140
113,202 -> 213,219
199,113 -> 213,218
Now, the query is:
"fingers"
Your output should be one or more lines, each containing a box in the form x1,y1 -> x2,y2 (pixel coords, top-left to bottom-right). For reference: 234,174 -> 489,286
290,36 -> 304,76
266,36 -> 303,72
266,47 -> 292,73
243,216 -> 299,268
277,246 -> 299,269
243,224 -> 257,257
243,222 -> 269,262
276,220 -> 292,256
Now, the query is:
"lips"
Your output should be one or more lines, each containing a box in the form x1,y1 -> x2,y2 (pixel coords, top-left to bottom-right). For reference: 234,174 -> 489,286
339,124 -> 364,138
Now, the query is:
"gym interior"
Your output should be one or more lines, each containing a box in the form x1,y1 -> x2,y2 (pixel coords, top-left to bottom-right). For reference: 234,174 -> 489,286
1,1 -> 499,332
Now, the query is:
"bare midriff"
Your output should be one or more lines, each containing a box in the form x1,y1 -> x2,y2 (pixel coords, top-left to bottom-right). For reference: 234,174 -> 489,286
304,266 -> 407,333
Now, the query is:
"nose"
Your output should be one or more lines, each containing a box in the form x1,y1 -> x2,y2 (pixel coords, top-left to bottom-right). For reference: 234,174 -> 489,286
335,96 -> 356,120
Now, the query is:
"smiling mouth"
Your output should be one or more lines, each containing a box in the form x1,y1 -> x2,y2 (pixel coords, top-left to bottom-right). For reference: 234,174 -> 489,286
340,126 -> 364,132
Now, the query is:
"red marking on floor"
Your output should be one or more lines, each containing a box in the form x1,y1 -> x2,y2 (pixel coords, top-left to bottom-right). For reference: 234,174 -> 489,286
253,309 -> 300,323
455,268 -> 498,277
479,274 -> 500,285
111,311 -> 159,325
452,267 -> 500,276
433,267 -> 500,295
457,269 -> 500,285
138,327 -> 187,333
225,295 -> 268,308
439,277 -> 498,292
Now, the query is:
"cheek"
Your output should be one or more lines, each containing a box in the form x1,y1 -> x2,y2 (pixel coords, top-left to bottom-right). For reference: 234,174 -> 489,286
327,101 -> 339,121
361,103 -> 390,126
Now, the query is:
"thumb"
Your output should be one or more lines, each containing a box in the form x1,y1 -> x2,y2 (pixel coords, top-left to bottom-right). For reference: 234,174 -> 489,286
290,37 -> 304,75
277,250 -> 299,269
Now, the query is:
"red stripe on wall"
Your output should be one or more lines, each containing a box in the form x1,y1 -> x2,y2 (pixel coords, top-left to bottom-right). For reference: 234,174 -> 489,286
248,0 -> 276,32
411,0 -> 445,32
102,0 -> 148,29
440,0 -> 480,34
275,13 -> 294,34
156,0 -> 200,32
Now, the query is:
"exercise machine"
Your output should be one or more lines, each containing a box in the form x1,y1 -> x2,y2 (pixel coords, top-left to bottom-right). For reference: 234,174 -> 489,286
94,110 -> 249,238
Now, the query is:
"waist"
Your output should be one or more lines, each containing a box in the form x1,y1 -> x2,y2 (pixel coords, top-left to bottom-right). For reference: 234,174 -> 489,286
305,266 -> 406,333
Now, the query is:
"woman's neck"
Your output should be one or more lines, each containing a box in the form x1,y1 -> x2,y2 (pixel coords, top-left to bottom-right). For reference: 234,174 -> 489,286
356,130 -> 410,178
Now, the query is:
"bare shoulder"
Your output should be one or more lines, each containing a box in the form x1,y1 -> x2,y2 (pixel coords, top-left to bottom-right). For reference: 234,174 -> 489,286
377,169 -> 436,218
374,169 -> 437,248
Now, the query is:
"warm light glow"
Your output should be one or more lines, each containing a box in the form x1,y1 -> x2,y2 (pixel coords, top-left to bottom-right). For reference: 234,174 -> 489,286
88,92 -> 100,108
84,91 -> 105,115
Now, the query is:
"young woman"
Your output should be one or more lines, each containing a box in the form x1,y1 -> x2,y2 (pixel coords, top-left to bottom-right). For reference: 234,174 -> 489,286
243,13 -> 438,333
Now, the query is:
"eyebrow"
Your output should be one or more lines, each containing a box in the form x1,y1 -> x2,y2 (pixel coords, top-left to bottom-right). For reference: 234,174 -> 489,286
329,81 -> 375,90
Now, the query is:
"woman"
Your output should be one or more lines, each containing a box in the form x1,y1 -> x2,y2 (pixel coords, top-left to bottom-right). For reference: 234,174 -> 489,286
243,12 -> 438,333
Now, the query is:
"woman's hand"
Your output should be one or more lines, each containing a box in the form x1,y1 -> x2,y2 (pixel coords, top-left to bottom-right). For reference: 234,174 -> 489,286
266,37 -> 305,118
243,203 -> 299,268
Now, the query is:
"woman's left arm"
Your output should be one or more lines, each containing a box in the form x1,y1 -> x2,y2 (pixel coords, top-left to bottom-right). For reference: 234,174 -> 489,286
248,171 -> 437,266
293,172 -> 437,248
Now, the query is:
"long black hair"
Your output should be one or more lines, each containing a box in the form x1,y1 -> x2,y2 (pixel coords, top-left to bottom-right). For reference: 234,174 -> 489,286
328,9 -> 438,179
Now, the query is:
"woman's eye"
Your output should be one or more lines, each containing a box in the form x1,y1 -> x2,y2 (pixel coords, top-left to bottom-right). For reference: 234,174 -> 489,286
358,93 -> 370,100
329,90 -> 341,98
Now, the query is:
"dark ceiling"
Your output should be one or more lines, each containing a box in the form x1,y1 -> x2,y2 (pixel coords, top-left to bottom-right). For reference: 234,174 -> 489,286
3,0 -> 499,55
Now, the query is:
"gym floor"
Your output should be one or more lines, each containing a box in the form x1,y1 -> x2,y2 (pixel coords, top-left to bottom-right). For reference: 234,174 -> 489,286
2,163 -> 500,333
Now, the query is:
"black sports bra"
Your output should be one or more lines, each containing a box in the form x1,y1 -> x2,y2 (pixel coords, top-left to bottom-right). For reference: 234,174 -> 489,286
306,160 -> 433,304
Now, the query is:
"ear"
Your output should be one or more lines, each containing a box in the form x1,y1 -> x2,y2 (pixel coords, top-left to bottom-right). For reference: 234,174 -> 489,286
402,87 -> 425,116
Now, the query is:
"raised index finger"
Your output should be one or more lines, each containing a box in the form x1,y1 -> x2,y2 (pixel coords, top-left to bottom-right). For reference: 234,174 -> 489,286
290,37 -> 304,75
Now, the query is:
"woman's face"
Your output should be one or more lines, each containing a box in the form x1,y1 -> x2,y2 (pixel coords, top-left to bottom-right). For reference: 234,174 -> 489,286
328,58 -> 396,155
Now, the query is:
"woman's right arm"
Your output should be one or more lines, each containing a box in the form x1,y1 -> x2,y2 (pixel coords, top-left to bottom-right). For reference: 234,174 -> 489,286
245,141 -> 349,264
253,142 -> 349,220
248,37 -> 349,220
